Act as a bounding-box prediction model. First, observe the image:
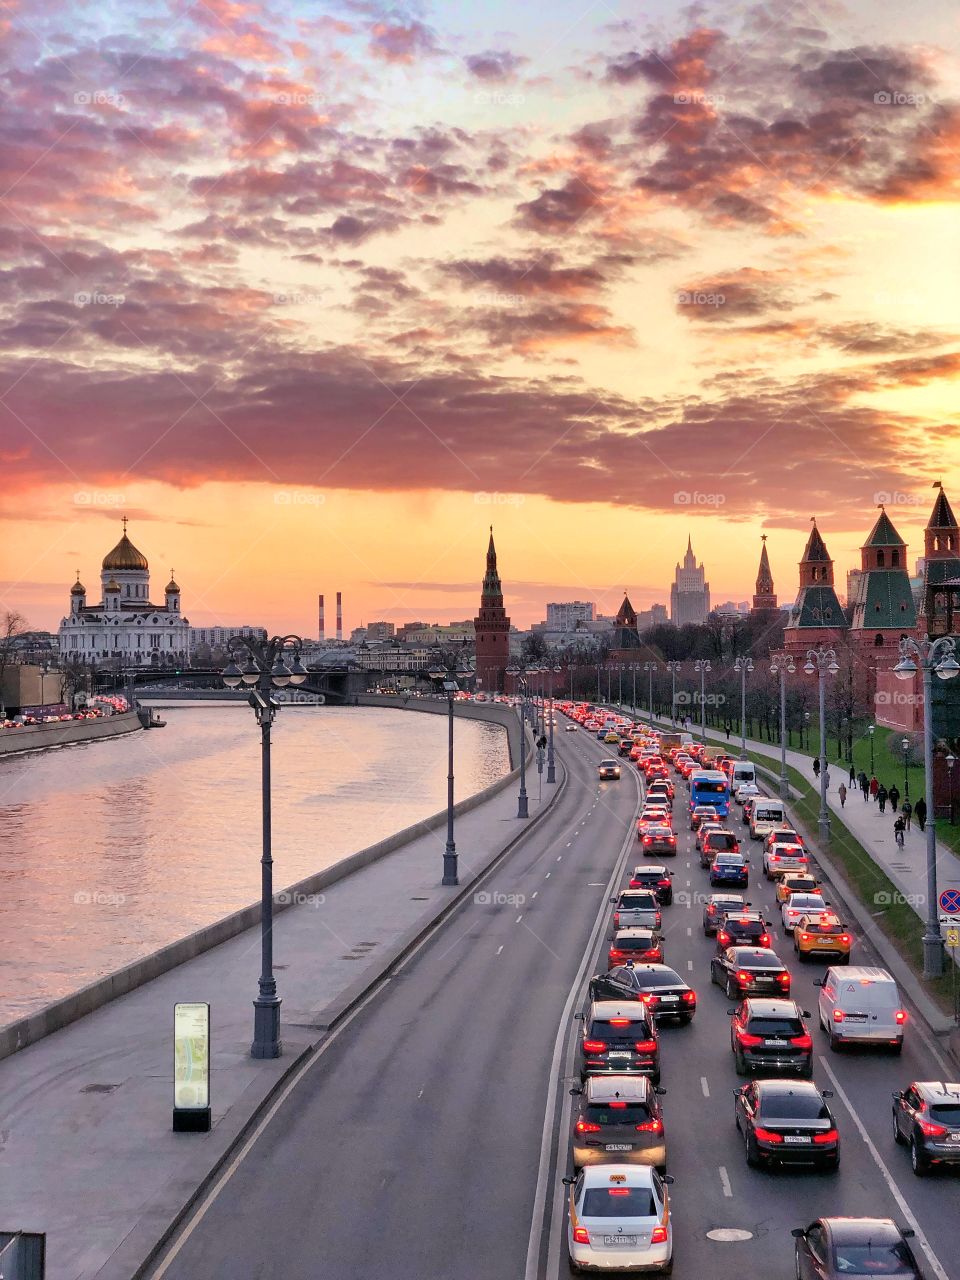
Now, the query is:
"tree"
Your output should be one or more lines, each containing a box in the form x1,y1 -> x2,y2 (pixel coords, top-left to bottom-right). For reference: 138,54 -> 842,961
0,609 -> 27,713
521,632 -> 549,663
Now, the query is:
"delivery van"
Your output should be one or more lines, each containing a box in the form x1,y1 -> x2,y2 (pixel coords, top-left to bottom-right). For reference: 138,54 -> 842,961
749,798 -> 786,840
815,966 -> 905,1052
731,761 -> 756,790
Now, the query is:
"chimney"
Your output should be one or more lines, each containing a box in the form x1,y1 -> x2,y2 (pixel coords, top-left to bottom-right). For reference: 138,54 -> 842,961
318,594 -> 325,642
336,591 -> 343,642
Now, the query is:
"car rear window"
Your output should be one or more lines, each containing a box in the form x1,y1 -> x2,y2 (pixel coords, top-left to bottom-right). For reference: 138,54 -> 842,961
747,1017 -> 803,1035
832,1243 -> 914,1274
589,1018 -> 650,1039
707,833 -> 738,850
735,952 -> 781,969
761,1094 -> 830,1120
619,892 -> 658,908
582,1188 -> 656,1218
801,921 -> 841,934
584,1102 -> 652,1126
728,921 -> 764,935
617,936 -> 659,951
930,1103 -> 960,1124
634,969 -> 683,987
696,781 -> 727,794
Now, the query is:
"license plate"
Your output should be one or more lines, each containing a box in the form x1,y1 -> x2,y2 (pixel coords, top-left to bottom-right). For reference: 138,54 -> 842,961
951,1133 -> 960,1143
606,1143 -> 633,1151
756,977 -> 774,985
765,1039 -> 788,1047
783,1135 -> 811,1144
608,1051 -> 631,1059
603,1236 -> 638,1247
659,995 -> 678,1003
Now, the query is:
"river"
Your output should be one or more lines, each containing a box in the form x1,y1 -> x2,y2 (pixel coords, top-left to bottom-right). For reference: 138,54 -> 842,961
0,702 -> 510,1025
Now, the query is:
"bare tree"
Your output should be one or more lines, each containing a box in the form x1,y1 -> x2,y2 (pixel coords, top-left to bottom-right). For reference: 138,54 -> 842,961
0,609 -> 27,712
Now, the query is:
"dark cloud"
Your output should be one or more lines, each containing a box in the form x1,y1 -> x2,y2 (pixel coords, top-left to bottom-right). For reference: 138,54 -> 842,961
464,50 -> 528,82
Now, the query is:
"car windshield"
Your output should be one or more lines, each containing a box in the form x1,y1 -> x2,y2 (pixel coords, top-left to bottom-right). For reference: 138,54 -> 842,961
647,828 -> 673,838
760,1093 -> 830,1120
747,1017 -> 803,1035
832,1241 -> 915,1274
582,1188 -> 657,1218
930,1103 -> 960,1124
584,1103 -> 652,1126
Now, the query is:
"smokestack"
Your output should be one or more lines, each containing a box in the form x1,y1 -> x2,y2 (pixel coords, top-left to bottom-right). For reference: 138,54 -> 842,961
336,591 -> 343,642
318,594 -> 325,642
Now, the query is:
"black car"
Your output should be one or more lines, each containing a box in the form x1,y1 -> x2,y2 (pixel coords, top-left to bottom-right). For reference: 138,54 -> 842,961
793,1218 -> 922,1280
628,864 -> 674,905
729,998 -> 813,1077
590,963 -> 697,1023
570,1075 -> 668,1172
578,1000 -> 660,1084
607,928 -> 663,969
735,1080 -> 839,1170
715,911 -> 770,952
702,894 -> 748,936
892,1080 -> 960,1175
711,946 -> 791,1000
699,829 -> 740,868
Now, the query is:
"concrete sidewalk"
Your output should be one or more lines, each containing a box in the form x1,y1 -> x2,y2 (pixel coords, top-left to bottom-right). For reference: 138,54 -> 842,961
0,748 -> 562,1280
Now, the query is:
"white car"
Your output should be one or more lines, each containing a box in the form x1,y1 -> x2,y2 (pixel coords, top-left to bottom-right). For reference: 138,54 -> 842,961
781,893 -> 828,932
734,783 -> 760,806
565,1163 -> 674,1274
565,723 -> 578,732
763,842 -> 810,879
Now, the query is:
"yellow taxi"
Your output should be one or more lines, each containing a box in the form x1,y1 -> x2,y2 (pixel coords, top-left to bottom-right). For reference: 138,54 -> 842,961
776,872 -> 819,905
794,912 -> 852,962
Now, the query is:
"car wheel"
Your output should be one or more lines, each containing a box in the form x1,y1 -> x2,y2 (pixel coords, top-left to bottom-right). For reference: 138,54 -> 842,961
662,1259 -> 674,1276
734,1048 -> 748,1076
568,1260 -> 584,1275
838,953 -> 851,966
678,1013 -> 693,1025
890,1040 -> 903,1056
745,1130 -> 760,1168
910,1137 -> 930,1177
892,1109 -> 905,1145
725,978 -> 738,1000
822,1155 -> 840,1173
829,1032 -> 842,1052
799,1061 -> 813,1080
652,1071 -> 661,1087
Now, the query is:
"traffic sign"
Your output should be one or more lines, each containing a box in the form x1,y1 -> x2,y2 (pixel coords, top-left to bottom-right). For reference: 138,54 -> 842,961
945,926 -> 960,949
939,889 -> 960,915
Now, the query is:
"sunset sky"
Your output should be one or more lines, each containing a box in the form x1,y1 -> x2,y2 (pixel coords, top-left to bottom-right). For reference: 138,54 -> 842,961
2,0 -> 959,634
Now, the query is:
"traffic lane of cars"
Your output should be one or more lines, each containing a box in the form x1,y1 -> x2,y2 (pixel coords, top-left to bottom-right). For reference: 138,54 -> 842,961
151,731 -> 642,1280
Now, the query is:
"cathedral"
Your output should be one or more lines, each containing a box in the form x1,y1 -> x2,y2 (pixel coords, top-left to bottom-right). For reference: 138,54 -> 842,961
59,519 -> 191,668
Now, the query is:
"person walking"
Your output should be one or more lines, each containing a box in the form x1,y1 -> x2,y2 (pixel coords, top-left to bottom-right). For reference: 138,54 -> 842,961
878,783 -> 888,814
869,775 -> 879,801
813,756 -> 821,778
858,770 -> 869,800
894,814 -> 905,847
915,796 -> 927,832
889,784 -> 900,812
838,782 -> 847,808
849,763 -> 856,786
901,798 -> 912,831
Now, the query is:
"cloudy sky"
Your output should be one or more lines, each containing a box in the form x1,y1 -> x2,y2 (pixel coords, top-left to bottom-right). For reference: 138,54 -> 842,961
2,0 -> 959,633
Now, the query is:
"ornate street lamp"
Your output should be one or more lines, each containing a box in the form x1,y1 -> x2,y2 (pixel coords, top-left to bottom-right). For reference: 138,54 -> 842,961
547,664 -> 562,783
506,664 -> 530,818
427,649 -> 473,885
868,723 -> 875,776
733,655 -> 754,758
693,659 -> 711,743
221,634 -> 307,1059
894,634 -> 959,977
664,660 -> 682,725
642,661 -> 658,727
901,736 -> 911,802
769,653 -> 796,800
803,647 -> 839,845
947,753 -> 956,825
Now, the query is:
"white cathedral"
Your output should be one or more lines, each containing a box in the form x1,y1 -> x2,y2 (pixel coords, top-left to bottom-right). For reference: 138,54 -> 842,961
59,519 -> 191,667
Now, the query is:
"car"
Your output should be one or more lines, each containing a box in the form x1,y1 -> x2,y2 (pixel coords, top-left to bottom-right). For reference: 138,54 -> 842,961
628,865 -> 674,905
646,779 -> 675,801
599,760 -> 622,781
690,804 -> 718,831
578,1001 -> 660,1084
776,872 -> 820,904
604,732 -> 621,744
640,826 -> 677,858
711,946 -> 791,1000
591,963 -> 697,1024
709,853 -> 749,888
645,765 -> 669,785
608,928 -> 664,968
564,1164 -> 674,1275
699,828 -> 740,867
565,723 -> 578,732
792,1218 -> 923,1280
637,810 -> 670,834
694,821 -> 725,854
892,1080 -> 960,1175
702,894 -> 748,936
794,914 -> 851,963
618,739 -> 635,757
764,826 -> 805,852
816,965 -> 905,1053
781,893 -> 829,933
734,782 -> 760,806
715,910 -> 770,951
570,1076 -> 668,1171
611,890 -> 662,932
735,1079 -> 839,1170
763,842 -> 810,879
741,797 -> 757,827
729,998 -> 813,1076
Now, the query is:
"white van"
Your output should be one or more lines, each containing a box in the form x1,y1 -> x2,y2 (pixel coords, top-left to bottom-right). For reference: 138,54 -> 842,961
749,798 -> 786,841
815,966 -> 905,1052
731,761 -> 756,790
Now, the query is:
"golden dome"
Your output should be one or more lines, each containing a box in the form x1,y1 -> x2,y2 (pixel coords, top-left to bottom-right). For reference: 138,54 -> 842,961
105,576 -> 121,592
70,577 -> 86,595
102,524 -> 148,572
165,572 -> 180,593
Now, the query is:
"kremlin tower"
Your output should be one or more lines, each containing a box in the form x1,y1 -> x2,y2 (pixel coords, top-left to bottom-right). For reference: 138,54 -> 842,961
750,536 -> 777,614
782,518 -> 849,659
474,528 -> 510,694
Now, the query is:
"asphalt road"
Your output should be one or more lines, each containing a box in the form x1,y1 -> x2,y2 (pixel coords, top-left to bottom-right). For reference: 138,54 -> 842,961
148,725 -> 960,1280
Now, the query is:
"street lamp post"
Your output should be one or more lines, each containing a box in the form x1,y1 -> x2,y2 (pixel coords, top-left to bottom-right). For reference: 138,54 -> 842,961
869,723 -> 875,776
694,659 -> 711,743
606,665 -> 612,704
733,655 -> 754,758
894,634 -> 959,978
901,736 -> 910,803
947,754 -> 956,825
769,654 -> 796,800
595,663 -> 602,703
222,634 -> 309,1059
630,663 -> 638,713
643,661 -> 658,727
428,650 -> 473,886
804,647 -> 840,846
665,661 -> 682,725
506,665 -> 529,818
547,664 -> 561,783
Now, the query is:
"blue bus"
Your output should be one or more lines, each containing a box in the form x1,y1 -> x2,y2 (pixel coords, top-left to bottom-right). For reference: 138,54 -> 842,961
689,769 -> 730,817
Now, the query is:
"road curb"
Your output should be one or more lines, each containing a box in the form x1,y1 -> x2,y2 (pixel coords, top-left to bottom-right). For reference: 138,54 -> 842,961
126,755 -> 569,1280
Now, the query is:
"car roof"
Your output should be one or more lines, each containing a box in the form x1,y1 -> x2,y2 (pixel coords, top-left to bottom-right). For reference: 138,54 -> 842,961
633,864 -> 667,874
614,927 -> 658,939
913,1081 -> 960,1100
590,1001 -> 653,1019
729,946 -> 780,960
585,1076 -> 653,1103
722,910 -> 763,921
710,893 -> 745,904
579,1164 -> 659,1188
742,998 -> 800,1016
823,1218 -> 903,1243
755,1079 -> 821,1098
833,965 -> 894,982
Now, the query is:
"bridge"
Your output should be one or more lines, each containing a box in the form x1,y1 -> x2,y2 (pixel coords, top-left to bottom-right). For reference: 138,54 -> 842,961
119,666 -> 368,706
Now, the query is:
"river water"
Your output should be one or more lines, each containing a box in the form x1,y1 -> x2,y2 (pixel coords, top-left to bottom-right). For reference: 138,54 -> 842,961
0,703 -> 509,1025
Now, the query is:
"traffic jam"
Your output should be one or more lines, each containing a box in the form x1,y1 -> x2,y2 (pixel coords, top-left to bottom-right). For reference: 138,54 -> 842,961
553,704 -> 959,1277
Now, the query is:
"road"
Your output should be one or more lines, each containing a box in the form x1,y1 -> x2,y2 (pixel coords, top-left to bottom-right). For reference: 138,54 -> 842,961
147,724 -> 959,1280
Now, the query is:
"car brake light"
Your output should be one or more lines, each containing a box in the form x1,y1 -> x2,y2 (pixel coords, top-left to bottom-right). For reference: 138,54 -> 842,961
636,1118 -> 663,1133
832,1009 -> 844,1022
738,1033 -> 764,1047
634,1039 -> 657,1052
895,1009 -> 906,1025
609,1100 -> 626,1109
759,934 -> 770,947
919,1119 -> 949,1137
643,836 -> 652,845
777,973 -> 790,986
753,1127 -> 784,1144
573,1226 -> 591,1244
799,933 -> 810,943
651,1226 -> 668,1244
575,1119 -> 602,1134
641,949 -> 660,961
839,935 -> 850,945
658,878 -> 671,887
583,1039 -> 607,1052
813,1128 -> 839,1145
791,1033 -> 813,1050
717,932 -> 729,945
613,913 -> 620,928
737,971 -> 752,984
608,1188 -> 631,1196
681,991 -> 696,1003
609,1018 -> 631,1026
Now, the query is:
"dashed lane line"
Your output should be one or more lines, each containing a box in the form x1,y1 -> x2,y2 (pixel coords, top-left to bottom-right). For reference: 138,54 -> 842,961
700,1077 -> 710,1098
718,1166 -> 733,1198
516,914 -> 524,924
496,946 -> 504,956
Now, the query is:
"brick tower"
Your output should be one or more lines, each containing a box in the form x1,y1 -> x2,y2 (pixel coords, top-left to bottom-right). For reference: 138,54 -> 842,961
849,506 -> 916,671
782,518 -> 849,659
751,535 -> 778,613
474,527 -> 510,694
918,483 -> 960,637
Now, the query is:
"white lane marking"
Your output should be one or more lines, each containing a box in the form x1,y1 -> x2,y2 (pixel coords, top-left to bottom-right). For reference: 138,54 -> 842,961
496,945 -> 504,956
718,1166 -> 733,1198
685,880 -> 691,887
545,872 -> 551,879
687,960 -> 693,971
418,1088 -> 424,1098
531,891 -> 538,900
700,1077 -> 710,1097
686,927 -> 692,937
818,1055 -> 950,1280
557,855 -> 563,862
566,842 -> 572,848
516,914 -> 523,923
587,883 -> 605,887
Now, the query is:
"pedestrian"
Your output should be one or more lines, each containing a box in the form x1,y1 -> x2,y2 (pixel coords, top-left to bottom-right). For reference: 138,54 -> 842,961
915,796 -> 927,831
889,784 -> 900,812
870,774 -> 878,801
838,782 -> 847,808
878,784 -> 888,814
823,767 -> 830,790
726,724 -> 731,740
858,770 -> 869,799
849,763 -> 856,786
813,756 -> 821,778
902,799 -> 912,831
894,814 -> 905,847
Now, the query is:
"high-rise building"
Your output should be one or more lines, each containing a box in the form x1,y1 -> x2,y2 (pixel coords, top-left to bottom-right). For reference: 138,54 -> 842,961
366,621 -> 396,641
546,601 -> 595,630
670,536 -> 710,625
474,528 -> 510,694
637,604 -> 668,630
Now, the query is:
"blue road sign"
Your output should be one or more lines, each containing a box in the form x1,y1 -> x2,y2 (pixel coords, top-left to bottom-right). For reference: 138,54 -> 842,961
939,888 -> 960,915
